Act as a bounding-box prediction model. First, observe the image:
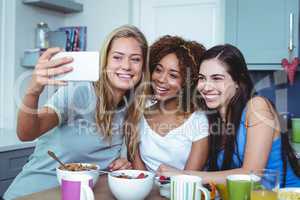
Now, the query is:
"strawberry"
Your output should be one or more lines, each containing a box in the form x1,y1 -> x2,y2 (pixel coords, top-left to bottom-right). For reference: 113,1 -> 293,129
159,176 -> 167,181
159,176 -> 170,184
136,173 -> 145,179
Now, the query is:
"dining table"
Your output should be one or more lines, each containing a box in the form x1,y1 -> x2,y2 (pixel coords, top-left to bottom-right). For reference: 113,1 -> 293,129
16,174 -> 168,200
13,143 -> 300,200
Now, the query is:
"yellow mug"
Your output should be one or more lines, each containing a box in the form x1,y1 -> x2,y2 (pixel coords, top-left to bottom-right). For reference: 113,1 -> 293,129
216,183 -> 228,200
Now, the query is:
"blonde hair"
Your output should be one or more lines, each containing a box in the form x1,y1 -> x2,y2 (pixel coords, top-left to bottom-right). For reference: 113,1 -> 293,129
93,25 -> 150,158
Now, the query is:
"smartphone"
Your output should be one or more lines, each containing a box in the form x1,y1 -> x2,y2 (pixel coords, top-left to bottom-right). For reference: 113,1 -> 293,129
51,51 -> 99,81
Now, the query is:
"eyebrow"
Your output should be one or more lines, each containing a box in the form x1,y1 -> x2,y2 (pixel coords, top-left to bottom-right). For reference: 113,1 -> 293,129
198,73 -> 225,78
112,51 -> 142,56
156,63 -> 180,73
211,74 -> 225,78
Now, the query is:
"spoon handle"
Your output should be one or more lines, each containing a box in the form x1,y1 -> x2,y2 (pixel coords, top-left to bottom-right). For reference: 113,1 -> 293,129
47,150 -> 66,168
97,170 -> 110,174
98,170 -> 122,177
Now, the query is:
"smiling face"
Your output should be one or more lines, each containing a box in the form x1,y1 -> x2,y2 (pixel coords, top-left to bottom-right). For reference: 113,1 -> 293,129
197,59 -> 238,113
151,53 -> 183,101
106,37 -> 143,94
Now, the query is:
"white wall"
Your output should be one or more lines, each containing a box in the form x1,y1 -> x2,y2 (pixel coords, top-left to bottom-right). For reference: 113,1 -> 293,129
65,0 -> 132,51
14,0 -> 67,118
0,0 -> 5,129
1,0 -> 17,130
0,0 -> 67,145
0,0 -> 132,144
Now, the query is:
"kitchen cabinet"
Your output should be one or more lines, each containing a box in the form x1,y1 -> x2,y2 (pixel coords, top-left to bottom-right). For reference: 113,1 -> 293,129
132,0 -> 224,47
0,147 -> 34,197
225,0 -> 299,70
0,129 -> 35,197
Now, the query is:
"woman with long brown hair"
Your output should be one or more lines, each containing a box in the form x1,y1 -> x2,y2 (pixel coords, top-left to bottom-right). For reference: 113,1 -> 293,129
4,25 -> 150,199
158,44 -> 300,187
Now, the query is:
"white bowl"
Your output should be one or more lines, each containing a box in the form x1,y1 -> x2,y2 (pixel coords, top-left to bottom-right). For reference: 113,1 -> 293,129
56,163 -> 100,188
108,170 -> 155,200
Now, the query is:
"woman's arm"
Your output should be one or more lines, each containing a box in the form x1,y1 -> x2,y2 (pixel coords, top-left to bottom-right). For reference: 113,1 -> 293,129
184,137 -> 208,170
17,48 -> 73,141
159,97 -> 279,183
17,100 -> 58,141
158,165 -> 248,184
132,147 -> 147,170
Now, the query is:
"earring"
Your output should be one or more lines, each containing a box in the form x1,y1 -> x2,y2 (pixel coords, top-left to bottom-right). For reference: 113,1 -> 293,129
151,95 -> 157,104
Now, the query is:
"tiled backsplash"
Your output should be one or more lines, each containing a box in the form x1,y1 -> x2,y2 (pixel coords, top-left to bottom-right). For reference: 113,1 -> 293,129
250,71 -> 300,117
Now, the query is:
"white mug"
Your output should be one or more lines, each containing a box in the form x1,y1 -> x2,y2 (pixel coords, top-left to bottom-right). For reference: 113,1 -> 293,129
61,174 -> 95,200
170,175 -> 210,200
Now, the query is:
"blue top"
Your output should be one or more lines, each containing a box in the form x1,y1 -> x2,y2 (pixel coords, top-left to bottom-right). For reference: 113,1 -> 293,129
4,82 -> 125,200
217,110 -> 300,187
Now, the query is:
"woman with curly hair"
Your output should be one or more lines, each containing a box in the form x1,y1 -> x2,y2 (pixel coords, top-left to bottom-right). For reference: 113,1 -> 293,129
130,35 -> 209,172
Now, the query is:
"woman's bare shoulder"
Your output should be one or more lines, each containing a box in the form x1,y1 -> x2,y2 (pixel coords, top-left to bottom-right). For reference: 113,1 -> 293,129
247,96 -> 271,109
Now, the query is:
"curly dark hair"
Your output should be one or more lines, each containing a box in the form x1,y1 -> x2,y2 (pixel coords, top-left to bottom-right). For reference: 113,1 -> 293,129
149,35 -> 206,112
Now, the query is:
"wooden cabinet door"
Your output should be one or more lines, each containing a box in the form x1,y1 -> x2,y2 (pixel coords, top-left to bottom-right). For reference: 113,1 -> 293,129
132,0 -> 224,48
225,0 -> 299,68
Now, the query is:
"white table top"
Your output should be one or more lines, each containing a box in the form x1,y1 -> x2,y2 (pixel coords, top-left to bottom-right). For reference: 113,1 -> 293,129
0,129 -> 36,152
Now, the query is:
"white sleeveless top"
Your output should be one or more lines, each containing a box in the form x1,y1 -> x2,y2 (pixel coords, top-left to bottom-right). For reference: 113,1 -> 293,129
139,111 -> 209,172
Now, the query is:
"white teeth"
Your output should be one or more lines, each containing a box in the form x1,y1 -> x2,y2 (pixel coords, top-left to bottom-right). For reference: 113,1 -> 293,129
156,86 -> 167,91
204,94 -> 218,99
118,74 -> 132,79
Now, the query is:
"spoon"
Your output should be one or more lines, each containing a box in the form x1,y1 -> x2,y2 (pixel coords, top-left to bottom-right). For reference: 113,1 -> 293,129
47,150 -> 67,169
97,170 -> 111,174
97,169 -> 123,177
97,169 -> 137,178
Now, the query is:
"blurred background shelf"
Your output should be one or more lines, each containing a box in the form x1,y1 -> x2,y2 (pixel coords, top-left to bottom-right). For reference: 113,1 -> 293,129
22,0 -> 83,13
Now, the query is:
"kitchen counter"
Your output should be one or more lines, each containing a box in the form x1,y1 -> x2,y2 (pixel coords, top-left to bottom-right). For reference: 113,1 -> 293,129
0,129 -> 36,152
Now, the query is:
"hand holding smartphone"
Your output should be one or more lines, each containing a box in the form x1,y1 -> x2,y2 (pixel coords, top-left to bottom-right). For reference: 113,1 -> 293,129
51,51 -> 100,81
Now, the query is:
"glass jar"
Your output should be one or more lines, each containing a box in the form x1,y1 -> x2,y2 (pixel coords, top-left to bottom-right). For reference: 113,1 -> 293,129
35,22 -> 50,49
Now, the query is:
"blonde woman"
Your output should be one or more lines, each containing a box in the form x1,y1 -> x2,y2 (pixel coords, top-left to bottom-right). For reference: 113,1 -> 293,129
4,25 -> 150,199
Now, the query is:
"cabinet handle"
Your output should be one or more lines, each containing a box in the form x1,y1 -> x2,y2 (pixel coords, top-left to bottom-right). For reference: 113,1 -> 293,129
289,12 -> 294,52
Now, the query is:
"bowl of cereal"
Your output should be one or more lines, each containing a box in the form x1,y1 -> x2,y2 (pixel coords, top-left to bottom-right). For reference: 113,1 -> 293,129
56,163 -> 100,187
108,170 -> 155,200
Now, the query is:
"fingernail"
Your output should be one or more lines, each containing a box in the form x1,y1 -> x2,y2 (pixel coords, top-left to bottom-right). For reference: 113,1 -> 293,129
66,57 -> 73,61
66,66 -> 73,70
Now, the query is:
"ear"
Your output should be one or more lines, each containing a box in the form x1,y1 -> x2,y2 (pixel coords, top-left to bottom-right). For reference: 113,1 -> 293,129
235,83 -> 239,89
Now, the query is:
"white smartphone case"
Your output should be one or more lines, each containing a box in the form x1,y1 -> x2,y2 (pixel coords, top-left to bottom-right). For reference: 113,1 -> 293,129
51,51 -> 100,81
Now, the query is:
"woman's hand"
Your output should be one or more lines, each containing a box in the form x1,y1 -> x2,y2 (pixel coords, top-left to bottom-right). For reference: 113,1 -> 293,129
108,158 -> 132,171
27,47 -> 73,96
156,164 -> 183,177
